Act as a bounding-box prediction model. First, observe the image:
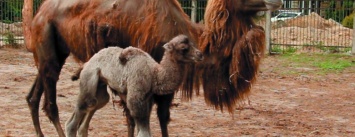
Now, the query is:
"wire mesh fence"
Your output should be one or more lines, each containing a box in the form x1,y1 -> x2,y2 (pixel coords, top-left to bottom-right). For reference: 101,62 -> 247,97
270,0 -> 354,53
0,0 -> 42,47
0,0 -> 24,46
0,0 -> 354,54
179,0 -> 207,23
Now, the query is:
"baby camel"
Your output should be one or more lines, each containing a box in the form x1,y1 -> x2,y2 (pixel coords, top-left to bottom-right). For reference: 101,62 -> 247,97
65,35 -> 203,137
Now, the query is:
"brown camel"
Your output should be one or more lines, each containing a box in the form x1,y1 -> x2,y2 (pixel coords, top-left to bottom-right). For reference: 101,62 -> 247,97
26,0 -> 282,136
66,35 -> 203,137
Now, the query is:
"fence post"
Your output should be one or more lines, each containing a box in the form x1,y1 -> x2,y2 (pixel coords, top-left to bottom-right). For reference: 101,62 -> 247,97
22,0 -> 33,50
191,0 -> 197,23
265,10 -> 272,54
352,3 -> 355,55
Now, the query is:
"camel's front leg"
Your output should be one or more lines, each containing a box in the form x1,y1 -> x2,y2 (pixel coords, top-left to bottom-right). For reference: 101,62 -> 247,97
116,95 -> 135,137
127,91 -> 154,137
154,94 -> 174,137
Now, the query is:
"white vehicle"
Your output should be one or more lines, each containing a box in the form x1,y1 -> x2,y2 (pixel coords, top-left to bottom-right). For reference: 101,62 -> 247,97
271,12 -> 303,22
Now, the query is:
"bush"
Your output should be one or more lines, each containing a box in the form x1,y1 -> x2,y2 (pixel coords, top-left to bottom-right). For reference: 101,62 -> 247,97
342,12 -> 354,29
325,0 -> 353,22
4,32 -> 15,45
0,0 -> 43,23
271,45 -> 282,53
3,31 -> 21,48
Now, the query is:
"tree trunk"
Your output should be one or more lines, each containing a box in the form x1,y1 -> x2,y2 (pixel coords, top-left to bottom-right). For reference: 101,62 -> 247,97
22,0 -> 33,51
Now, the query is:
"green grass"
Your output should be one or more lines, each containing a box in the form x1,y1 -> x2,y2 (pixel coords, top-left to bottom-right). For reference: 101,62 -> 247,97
271,45 -> 297,54
271,45 -> 282,53
276,53 -> 355,75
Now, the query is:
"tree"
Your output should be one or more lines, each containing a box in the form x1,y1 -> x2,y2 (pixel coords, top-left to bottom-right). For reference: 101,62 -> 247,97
22,0 -> 33,50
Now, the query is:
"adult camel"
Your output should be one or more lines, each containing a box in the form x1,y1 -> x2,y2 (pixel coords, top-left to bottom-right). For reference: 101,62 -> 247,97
26,0 -> 282,136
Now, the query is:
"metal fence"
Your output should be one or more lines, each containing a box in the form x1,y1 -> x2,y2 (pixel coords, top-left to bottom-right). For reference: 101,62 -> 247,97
269,0 -> 354,53
179,0 -> 354,53
0,0 -> 42,46
179,0 -> 207,23
1,0 -> 354,54
0,0 -> 24,46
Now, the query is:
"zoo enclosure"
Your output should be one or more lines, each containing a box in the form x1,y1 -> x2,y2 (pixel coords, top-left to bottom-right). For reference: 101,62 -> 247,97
267,0 -> 354,53
0,0 -> 42,46
179,0 -> 355,54
0,0 -> 354,54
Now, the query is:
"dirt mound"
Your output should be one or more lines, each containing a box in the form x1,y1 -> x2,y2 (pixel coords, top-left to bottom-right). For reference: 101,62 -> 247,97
0,22 -> 23,36
271,12 -> 353,47
285,12 -> 341,29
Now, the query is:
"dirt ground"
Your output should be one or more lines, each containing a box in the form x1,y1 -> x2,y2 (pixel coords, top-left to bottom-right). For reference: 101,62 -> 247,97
0,47 -> 354,137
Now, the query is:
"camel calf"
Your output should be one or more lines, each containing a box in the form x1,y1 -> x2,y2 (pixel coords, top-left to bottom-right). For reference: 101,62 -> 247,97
65,35 -> 203,137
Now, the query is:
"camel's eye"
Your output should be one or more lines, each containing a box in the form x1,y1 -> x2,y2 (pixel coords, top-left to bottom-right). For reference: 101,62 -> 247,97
181,38 -> 189,44
181,47 -> 189,54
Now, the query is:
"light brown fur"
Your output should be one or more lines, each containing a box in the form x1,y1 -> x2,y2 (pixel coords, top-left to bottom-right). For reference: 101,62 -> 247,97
65,35 -> 203,137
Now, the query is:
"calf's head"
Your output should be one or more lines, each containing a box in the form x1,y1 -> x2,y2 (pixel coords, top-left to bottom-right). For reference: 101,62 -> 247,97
163,35 -> 204,63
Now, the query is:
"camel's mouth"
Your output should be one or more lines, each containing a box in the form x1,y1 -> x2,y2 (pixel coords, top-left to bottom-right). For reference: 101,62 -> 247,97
192,56 -> 204,63
194,52 -> 204,62
264,0 -> 283,11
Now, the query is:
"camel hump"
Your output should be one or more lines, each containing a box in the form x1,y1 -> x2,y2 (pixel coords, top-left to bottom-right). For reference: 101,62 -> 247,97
119,46 -> 147,65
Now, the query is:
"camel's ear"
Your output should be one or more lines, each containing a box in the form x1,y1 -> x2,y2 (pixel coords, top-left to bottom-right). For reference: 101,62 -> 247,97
163,42 -> 173,51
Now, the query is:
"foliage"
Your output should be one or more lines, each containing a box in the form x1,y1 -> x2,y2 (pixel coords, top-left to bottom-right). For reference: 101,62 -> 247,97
0,0 -> 23,23
0,0 -> 43,23
33,0 -> 43,14
325,0 -> 354,23
271,45 -> 282,53
4,31 -> 15,45
271,45 -> 297,54
3,31 -> 21,48
342,12 -> 354,29
284,46 -> 297,54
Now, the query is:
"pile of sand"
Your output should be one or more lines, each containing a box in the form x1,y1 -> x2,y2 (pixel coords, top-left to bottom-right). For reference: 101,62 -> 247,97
0,22 -> 23,36
271,12 -> 353,47
284,12 -> 341,29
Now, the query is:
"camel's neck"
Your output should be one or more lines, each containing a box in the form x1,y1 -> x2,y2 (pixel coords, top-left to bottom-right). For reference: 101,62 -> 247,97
152,52 -> 185,94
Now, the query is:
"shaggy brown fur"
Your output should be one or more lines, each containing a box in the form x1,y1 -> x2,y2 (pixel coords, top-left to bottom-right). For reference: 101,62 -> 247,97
65,35 -> 203,137
26,0 -> 282,136
191,0 -> 268,112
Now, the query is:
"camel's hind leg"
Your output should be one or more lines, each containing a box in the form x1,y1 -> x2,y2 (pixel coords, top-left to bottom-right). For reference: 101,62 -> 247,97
77,81 -> 109,137
65,106 -> 88,137
28,23 -> 69,137
26,77 -> 44,137
66,91 -> 98,137
66,70 -> 109,137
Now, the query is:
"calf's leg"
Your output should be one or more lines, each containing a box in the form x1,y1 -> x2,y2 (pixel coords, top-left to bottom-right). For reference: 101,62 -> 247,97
154,94 -> 174,137
78,81 -> 109,137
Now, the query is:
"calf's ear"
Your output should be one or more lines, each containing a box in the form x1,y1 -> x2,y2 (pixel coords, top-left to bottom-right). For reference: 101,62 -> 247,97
163,42 -> 173,51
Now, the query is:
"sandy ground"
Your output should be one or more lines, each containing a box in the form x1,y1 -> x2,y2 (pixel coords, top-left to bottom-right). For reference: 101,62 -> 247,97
0,48 -> 354,137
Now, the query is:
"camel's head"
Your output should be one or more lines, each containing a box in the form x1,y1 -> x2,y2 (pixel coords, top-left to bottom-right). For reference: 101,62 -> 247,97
235,0 -> 283,11
163,35 -> 204,63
